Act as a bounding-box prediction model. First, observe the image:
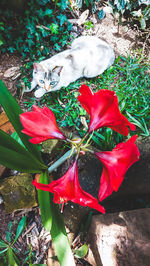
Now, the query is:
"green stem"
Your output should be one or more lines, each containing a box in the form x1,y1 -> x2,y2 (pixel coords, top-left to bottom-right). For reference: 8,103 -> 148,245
78,132 -> 90,146
48,148 -> 76,173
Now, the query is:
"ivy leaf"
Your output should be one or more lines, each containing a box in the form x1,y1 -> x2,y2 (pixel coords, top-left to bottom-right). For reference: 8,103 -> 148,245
98,9 -> 106,20
57,14 -> 67,26
59,0 -> 69,10
44,9 -> 53,16
50,23 -> 59,34
54,43 -> 61,51
115,0 -> 125,13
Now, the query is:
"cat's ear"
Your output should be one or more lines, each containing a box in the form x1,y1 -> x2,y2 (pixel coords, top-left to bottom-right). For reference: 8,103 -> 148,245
52,66 -> 63,76
33,63 -> 46,73
33,63 -> 39,72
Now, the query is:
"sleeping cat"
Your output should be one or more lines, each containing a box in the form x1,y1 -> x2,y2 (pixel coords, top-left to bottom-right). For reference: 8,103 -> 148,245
29,36 -> 115,98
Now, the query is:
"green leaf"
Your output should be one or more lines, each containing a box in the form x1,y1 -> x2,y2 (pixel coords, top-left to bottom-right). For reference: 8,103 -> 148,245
57,14 -> 67,26
13,217 -> 26,244
74,244 -> 88,258
37,171 -> 53,231
0,145 -> 46,173
7,248 -> 20,266
98,9 -> 106,20
0,129 -> 28,157
140,18 -> 146,29
85,0 -> 89,7
44,9 -> 53,16
76,0 -> 82,8
92,135 -> 102,147
0,240 -> 8,248
37,172 -> 75,265
50,197 -> 75,265
0,130 -> 47,172
0,248 -> 8,254
143,6 -> 150,20
0,80 -> 43,163
11,131 -> 26,148
6,228 -> 12,243
94,130 -> 105,141
50,24 -> 59,34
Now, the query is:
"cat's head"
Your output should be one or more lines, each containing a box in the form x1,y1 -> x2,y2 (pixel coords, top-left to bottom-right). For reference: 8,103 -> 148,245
33,63 -> 63,91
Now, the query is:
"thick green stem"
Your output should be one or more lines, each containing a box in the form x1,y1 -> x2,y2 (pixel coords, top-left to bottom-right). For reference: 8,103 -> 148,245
48,148 -> 76,173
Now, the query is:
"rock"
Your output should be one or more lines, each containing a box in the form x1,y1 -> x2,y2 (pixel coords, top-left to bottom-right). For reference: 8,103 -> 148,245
88,208 -> 150,266
0,173 -> 37,213
85,247 -> 99,266
3,66 -> 21,79
41,139 -> 59,155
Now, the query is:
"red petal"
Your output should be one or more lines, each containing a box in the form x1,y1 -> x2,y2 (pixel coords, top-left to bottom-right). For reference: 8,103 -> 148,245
20,106 -> 65,143
95,135 -> 140,201
78,85 -> 136,136
32,161 -> 105,213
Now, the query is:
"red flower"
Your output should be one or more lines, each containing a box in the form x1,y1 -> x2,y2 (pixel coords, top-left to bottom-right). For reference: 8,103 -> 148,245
32,161 -> 105,213
95,135 -> 140,201
20,105 -> 65,144
78,84 -> 135,135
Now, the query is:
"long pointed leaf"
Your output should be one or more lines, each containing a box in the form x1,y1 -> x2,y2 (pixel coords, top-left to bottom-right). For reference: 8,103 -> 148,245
0,145 -> 46,173
0,248 -> 8,254
0,240 -> 8,248
50,198 -> 75,266
37,172 -> 75,265
0,80 -> 42,162
7,248 -> 20,266
0,130 -> 47,172
0,129 -> 31,156
37,172 -> 53,231
13,216 -> 26,244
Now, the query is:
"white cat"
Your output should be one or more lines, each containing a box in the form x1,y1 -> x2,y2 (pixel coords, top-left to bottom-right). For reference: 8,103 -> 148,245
30,36 -> 115,98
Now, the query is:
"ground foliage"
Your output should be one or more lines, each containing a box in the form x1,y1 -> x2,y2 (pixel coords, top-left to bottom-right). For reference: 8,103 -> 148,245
75,0 -> 150,30
0,0 -> 72,60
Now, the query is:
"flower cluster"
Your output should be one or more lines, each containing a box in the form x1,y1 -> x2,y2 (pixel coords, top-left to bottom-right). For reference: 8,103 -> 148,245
20,85 -> 140,213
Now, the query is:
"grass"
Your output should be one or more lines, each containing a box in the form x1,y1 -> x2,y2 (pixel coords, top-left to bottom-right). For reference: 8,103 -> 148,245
24,54 -> 150,150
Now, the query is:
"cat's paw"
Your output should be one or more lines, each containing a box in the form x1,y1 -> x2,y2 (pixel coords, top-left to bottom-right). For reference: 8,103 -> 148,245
34,88 -> 46,98
24,86 -> 33,92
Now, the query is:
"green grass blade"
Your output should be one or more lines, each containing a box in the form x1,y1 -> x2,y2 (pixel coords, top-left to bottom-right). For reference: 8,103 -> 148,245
0,80 -> 42,163
91,135 -> 102,147
37,171 -> 53,232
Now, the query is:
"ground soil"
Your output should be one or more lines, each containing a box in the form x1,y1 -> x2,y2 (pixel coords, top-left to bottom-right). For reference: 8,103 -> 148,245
0,5 -> 149,265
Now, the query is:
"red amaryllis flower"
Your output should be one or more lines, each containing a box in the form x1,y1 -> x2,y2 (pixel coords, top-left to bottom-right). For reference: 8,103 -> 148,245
32,161 -> 105,213
78,84 -> 135,135
95,135 -> 140,201
20,105 -> 66,144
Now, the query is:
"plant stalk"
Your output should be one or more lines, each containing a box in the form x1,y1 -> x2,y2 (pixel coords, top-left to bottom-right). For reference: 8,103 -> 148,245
48,148 -> 76,173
